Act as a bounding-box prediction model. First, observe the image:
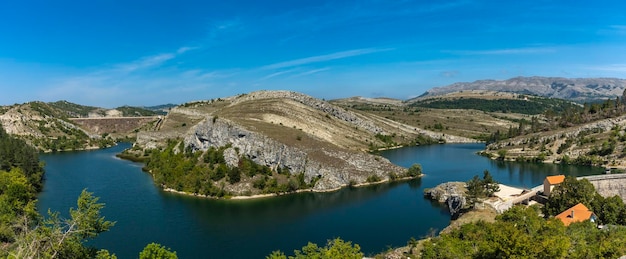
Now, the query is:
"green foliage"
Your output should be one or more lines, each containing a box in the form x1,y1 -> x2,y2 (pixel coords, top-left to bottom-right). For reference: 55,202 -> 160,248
543,176 -> 598,217
465,170 -> 500,206
139,243 -> 178,259
0,124 -> 44,191
543,176 -> 626,225
411,96 -> 579,115
0,124 -> 45,246
409,134 -> 439,146
270,238 -> 363,259
115,105 -> 160,117
71,189 -> 116,239
374,134 -> 395,144
496,149 -> 507,161
406,163 -> 422,177
266,250 -> 287,259
8,189 -> 115,258
366,175 -> 381,183
48,100 -> 101,117
96,249 -> 118,259
144,140 -> 312,197
421,206 -> 626,258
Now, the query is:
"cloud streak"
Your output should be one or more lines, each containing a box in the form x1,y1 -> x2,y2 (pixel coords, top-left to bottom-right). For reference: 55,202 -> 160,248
590,64 -> 626,72
261,48 -> 393,70
444,47 -> 554,56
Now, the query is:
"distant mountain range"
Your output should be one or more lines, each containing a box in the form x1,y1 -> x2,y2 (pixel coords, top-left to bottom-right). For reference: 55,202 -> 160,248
417,77 -> 626,103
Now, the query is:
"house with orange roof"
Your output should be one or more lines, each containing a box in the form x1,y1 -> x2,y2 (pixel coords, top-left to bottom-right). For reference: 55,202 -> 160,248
555,203 -> 597,226
543,175 -> 565,196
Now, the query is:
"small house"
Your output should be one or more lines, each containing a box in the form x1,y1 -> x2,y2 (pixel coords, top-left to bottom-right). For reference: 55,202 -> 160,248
543,175 -> 565,196
555,203 -> 597,226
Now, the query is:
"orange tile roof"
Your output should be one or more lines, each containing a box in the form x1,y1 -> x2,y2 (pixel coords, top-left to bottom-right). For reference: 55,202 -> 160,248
545,175 -> 565,185
555,203 -> 595,226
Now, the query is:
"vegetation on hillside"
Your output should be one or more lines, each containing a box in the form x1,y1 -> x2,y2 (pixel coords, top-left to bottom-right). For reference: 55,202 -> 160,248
48,100 -> 103,118
411,95 -> 579,115
140,140 -> 317,197
115,106 -> 162,117
420,176 -> 626,258
1,103 -> 117,152
485,94 -> 626,166
421,205 -> 626,258
48,100 -> 163,117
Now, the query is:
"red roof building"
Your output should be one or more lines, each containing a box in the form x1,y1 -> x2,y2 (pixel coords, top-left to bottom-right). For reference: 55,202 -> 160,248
555,203 -> 597,226
543,175 -> 565,196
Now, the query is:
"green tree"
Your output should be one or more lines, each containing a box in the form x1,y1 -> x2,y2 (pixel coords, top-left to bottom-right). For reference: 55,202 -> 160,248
95,249 -> 118,259
497,149 -> 507,161
407,164 -> 422,177
482,170 -> 500,196
266,250 -> 287,259
270,238 -> 363,259
465,175 -> 484,206
9,189 -> 115,258
543,176 -> 598,217
139,243 -> 178,259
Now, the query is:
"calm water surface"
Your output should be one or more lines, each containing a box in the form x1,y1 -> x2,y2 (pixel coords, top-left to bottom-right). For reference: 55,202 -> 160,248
38,143 -> 603,258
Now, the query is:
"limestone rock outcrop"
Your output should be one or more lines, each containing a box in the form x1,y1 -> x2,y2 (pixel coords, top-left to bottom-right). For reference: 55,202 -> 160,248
184,116 -> 405,191
424,182 -> 467,215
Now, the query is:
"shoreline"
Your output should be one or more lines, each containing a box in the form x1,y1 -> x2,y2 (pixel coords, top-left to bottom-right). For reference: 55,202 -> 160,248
161,176 -> 421,200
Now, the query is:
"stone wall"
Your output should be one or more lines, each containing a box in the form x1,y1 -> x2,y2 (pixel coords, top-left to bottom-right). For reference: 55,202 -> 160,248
580,174 -> 626,202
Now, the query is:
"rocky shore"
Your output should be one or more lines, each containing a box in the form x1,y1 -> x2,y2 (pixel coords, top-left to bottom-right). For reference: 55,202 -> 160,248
423,182 -> 468,216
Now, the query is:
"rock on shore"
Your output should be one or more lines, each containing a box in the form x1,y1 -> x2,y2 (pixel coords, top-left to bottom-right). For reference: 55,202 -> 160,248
424,182 -> 467,216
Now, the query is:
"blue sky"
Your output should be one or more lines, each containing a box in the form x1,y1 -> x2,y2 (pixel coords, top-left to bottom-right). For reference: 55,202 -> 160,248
1,1 -> 626,107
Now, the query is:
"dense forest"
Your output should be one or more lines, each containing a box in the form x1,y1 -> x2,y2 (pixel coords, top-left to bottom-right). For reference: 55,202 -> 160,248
411,96 -> 580,115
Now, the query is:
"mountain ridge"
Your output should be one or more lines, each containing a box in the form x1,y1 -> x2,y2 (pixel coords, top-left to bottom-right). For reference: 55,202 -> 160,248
415,76 -> 626,103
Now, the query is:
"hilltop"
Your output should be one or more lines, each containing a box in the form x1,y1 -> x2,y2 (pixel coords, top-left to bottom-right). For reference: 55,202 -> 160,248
416,76 -> 626,103
130,91 -> 477,196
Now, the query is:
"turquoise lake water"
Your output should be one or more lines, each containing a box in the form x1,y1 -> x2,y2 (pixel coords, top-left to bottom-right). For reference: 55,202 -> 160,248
38,143 -> 603,258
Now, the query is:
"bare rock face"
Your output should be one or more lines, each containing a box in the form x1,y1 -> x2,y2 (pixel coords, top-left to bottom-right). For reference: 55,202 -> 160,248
424,182 -> 467,215
184,116 -> 405,191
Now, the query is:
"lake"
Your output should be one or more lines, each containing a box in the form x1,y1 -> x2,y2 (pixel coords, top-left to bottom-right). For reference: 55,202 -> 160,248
38,143 -> 603,258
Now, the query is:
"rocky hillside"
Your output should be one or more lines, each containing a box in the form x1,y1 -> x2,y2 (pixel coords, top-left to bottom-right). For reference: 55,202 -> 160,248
483,113 -> 626,168
0,101 -> 160,151
331,92 -> 540,142
0,102 -> 113,151
416,77 -> 626,103
134,91 -> 476,194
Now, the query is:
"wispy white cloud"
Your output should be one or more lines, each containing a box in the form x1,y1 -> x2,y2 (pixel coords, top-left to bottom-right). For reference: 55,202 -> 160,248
176,46 -> 199,54
290,68 -> 330,78
440,70 -> 459,78
259,69 -> 299,81
39,45 -> 229,107
589,64 -> 626,72
114,53 -> 175,73
261,48 -> 393,70
112,45 -> 197,73
607,25 -> 626,35
444,47 -> 554,56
